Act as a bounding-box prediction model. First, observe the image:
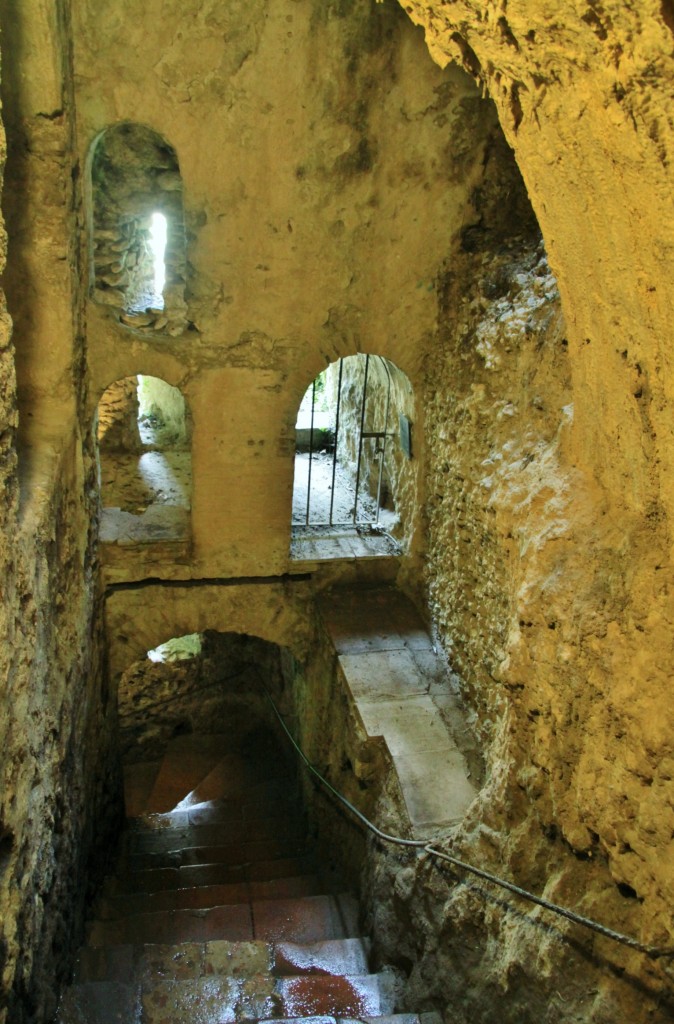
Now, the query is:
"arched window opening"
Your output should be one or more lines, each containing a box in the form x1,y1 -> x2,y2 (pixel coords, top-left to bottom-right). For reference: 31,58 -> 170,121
149,211 -> 167,309
96,375 -> 191,545
90,124 -> 188,335
291,355 -> 416,560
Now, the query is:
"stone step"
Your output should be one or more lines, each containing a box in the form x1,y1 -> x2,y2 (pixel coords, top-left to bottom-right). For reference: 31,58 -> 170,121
59,972 -> 398,1023
75,936 -> 370,986
96,874 -> 325,919
129,786 -> 303,829
123,835 -> 308,872
76,937 -> 271,985
87,894 -> 359,948
95,881 -> 252,919
123,814 -> 306,856
106,854 -> 318,895
275,969 -> 399,1019
272,937 -> 371,977
87,902 -> 255,946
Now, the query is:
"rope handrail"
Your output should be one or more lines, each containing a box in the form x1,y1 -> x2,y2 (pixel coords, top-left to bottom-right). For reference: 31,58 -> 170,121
260,679 -> 674,963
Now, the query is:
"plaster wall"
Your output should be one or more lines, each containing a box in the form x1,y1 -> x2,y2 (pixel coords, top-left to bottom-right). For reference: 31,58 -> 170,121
70,0 -> 503,580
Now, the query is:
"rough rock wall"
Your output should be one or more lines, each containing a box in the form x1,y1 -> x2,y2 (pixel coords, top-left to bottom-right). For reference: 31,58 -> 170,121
97,377 -> 141,451
118,632 -> 286,764
361,2 -> 674,1021
0,3 -> 121,1021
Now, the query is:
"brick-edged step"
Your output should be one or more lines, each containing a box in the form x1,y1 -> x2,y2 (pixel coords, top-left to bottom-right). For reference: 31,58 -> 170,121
123,814 -> 306,857
87,902 -> 255,946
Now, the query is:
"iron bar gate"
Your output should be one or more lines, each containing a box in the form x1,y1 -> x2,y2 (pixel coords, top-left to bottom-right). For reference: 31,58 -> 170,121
301,354 -> 394,528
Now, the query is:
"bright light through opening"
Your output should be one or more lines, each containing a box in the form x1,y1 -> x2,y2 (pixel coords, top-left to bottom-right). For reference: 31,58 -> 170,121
149,212 -> 167,308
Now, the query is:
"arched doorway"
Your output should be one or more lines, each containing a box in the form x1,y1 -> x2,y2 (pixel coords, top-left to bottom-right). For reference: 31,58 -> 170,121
291,355 -> 416,560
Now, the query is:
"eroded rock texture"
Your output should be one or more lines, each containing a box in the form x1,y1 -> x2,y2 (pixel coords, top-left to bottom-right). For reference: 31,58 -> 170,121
0,2 -> 122,1021
0,1 -> 673,1023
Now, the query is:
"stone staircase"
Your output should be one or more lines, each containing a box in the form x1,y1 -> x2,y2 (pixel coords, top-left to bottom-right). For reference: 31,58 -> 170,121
57,732 -> 433,1024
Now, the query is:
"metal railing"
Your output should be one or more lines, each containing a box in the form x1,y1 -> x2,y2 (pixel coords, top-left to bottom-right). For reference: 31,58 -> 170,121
260,677 -> 674,964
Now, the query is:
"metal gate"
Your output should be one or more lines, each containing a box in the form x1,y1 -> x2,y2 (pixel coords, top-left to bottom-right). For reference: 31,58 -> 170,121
295,354 -> 394,528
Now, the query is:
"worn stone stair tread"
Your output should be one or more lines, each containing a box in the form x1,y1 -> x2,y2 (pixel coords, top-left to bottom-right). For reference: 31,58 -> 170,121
252,894 -> 360,943
125,835 -> 307,872
261,1018 -> 421,1024
95,881 -> 252,918
124,814 -> 307,857
272,937 -> 371,977
140,974 -> 273,1024
55,979 -> 140,1024
339,1016 -> 422,1024
87,902 -> 254,946
96,874 -> 325,919
107,853 -> 318,896
275,970 -> 398,1018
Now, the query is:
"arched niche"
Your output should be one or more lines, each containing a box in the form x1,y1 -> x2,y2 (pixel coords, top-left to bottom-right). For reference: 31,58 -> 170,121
291,354 -> 417,561
96,374 -> 191,545
89,123 -> 188,335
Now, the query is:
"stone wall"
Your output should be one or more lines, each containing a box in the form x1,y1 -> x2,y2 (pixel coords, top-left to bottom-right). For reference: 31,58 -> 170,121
72,0 -> 501,582
0,2 -> 122,1020
118,632 -> 287,764
356,3 -> 674,1022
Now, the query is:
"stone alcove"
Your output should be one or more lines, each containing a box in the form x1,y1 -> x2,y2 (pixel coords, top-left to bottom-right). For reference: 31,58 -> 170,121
96,374 -> 191,546
89,123 -> 188,335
